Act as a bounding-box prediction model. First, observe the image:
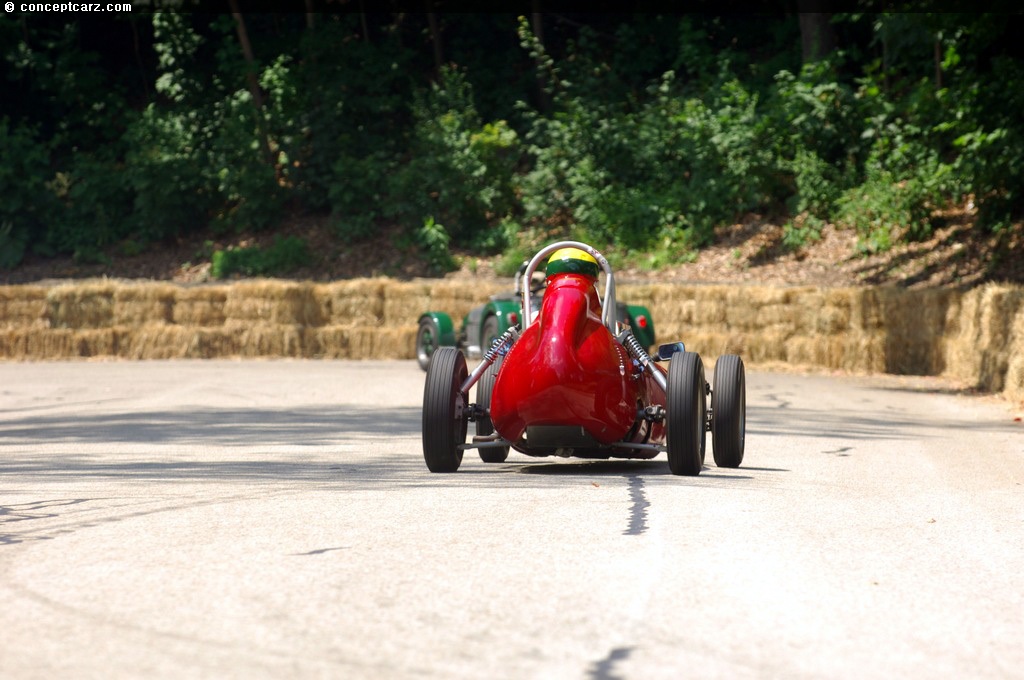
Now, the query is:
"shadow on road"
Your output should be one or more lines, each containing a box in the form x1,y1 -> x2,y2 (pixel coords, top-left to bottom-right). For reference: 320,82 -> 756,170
745,403 -> 1021,441
0,404 -> 421,446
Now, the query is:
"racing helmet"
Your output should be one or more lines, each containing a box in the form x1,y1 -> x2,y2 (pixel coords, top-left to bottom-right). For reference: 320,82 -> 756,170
545,247 -> 599,279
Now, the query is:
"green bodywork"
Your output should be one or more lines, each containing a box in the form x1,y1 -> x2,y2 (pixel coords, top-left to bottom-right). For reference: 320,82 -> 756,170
417,312 -> 457,348
624,304 -> 656,351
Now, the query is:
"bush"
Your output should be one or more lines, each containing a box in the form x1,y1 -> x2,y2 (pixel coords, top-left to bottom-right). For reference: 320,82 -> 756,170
768,62 -> 864,219
45,151 -> 134,261
388,67 -> 519,248
836,161 -> 951,254
517,60 -> 776,250
210,236 -> 311,278
416,217 -> 458,274
0,118 -> 53,268
328,150 -> 395,242
125,106 -> 212,242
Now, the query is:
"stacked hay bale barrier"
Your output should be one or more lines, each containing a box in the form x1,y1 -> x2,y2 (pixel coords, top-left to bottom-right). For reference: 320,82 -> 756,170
626,284 -> 891,373
0,278 -> 1022,401
940,284 -> 1024,402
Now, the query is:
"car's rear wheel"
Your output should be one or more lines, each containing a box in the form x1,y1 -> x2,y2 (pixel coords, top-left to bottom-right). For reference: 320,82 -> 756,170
475,356 -> 509,463
422,347 -> 468,472
712,354 -> 746,468
666,351 -> 706,476
416,318 -> 443,371
481,314 -> 500,355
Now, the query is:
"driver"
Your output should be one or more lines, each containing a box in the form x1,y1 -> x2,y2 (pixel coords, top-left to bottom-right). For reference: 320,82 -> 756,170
545,247 -> 599,279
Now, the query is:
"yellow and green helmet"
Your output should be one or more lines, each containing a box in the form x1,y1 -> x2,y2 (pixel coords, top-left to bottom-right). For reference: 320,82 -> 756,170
545,247 -> 600,279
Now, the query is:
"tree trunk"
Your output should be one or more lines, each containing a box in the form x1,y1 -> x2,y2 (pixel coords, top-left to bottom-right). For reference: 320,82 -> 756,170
427,8 -> 444,79
228,0 -> 264,110
797,1 -> 836,64
227,0 -> 275,169
531,4 -> 550,112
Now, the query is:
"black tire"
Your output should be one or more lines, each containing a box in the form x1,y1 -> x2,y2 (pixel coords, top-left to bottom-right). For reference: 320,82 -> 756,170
712,354 -> 746,468
476,356 -> 510,463
481,314 -> 500,355
422,347 -> 468,472
666,351 -> 706,476
416,318 -> 442,372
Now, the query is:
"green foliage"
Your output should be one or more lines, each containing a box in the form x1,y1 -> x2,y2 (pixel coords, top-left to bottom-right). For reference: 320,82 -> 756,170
416,217 -> 458,274
782,214 -> 826,251
46,151 -> 134,260
0,118 -> 53,268
294,18 -> 417,240
210,236 -> 311,279
389,67 -> 519,247
328,150 -> 395,241
0,11 -> 1022,273
0,221 -> 28,270
517,56 -> 775,250
206,88 -> 283,232
837,158 -> 951,254
125,105 -> 211,242
945,54 -> 1024,231
769,62 -> 863,218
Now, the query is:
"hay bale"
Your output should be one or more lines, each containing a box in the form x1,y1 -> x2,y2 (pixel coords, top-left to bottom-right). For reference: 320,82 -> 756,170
0,285 -> 49,329
812,290 -> 853,334
756,301 -> 800,333
879,288 -> 956,376
46,281 -> 117,329
0,327 -> 119,359
115,324 -> 193,359
1003,305 -> 1024,402
383,281 -> 435,328
20,328 -> 76,359
942,284 -> 1024,391
172,287 -> 228,326
3,276 -> 1020,394
0,328 -> 35,358
383,279 -> 506,328
223,280 -> 323,326
942,288 -> 982,383
305,324 -> 419,359
304,325 -> 352,359
113,283 -> 176,326
316,279 -> 388,326
221,320 -> 306,358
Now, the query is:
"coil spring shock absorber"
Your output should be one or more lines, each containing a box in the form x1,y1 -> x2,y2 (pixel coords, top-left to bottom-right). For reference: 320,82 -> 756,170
460,325 -> 521,393
619,329 -> 667,392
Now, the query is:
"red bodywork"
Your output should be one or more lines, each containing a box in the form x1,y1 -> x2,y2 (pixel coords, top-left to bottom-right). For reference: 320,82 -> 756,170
489,271 -> 667,458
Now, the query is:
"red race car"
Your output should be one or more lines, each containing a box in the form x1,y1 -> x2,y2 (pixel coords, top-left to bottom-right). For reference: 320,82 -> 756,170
421,241 -> 746,476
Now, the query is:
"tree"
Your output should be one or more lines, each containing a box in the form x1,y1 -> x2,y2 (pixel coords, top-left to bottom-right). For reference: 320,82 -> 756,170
797,1 -> 837,63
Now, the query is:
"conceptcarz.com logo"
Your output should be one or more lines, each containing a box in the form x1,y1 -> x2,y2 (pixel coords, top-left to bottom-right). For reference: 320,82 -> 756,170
5,2 -> 133,12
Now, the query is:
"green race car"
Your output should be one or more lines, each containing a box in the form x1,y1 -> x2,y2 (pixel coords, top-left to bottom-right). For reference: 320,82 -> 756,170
415,263 -> 656,371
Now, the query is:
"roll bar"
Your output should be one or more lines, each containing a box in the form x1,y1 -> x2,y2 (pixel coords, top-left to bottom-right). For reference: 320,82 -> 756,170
521,241 -> 618,335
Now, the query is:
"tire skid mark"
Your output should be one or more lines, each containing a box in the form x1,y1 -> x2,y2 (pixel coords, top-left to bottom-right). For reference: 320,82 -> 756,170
624,475 -> 649,536
0,489 -> 300,546
587,646 -> 634,680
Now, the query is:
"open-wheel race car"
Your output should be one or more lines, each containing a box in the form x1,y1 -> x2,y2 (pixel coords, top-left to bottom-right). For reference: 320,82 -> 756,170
415,261 -> 656,371
421,241 -> 746,476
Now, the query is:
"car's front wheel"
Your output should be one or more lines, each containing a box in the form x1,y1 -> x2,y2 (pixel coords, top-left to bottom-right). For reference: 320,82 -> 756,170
422,347 -> 468,472
666,351 -> 706,476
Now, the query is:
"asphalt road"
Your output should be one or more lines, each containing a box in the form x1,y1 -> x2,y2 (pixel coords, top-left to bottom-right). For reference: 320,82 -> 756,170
1,360 -> 1022,679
